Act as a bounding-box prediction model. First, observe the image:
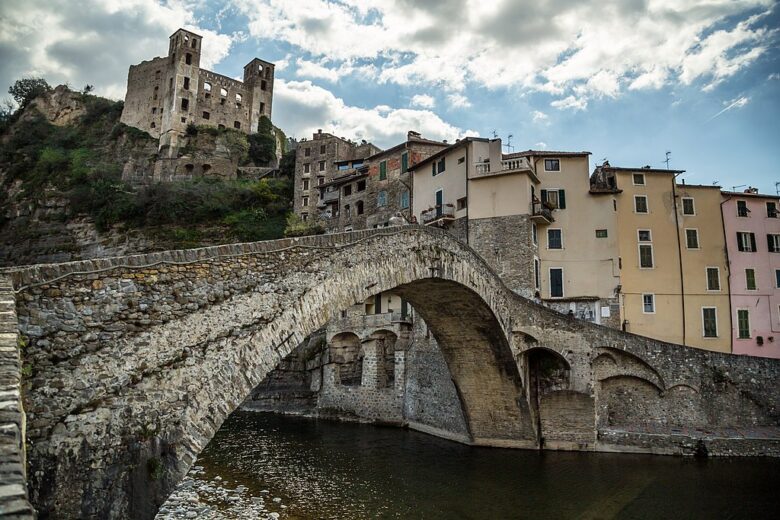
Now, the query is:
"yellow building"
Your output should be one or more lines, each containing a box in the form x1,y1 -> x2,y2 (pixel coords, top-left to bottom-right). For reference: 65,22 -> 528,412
592,164 -> 731,351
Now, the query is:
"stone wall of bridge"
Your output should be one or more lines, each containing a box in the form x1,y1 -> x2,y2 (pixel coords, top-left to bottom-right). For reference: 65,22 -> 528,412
1,225 -> 779,519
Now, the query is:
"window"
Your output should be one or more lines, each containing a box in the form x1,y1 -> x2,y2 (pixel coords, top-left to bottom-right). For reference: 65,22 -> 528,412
737,232 -> 756,252
632,173 -> 645,185
180,98 -> 189,111
456,197 -> 467,211
357,180 -> 366,191
706,267 -> 721,291
639,244 -> 654,268
634,195 -> 648,213
220,98 -> 226,105
259,102 -> 265,113
319,161 -> 326,172
220,87 -> 228,97
638,229 -> 652,242
343,184 -> 352,196
357,201 -> 364,215
344,204 -> 351,218
737,200 -> 749,217
318,177 -> 325,186
458,156 -> 465,164
544,159 -> 560,171
768,234 -> 780,252
532,223 -> 538,245
379,160 -> 387,180
767,202 -> 777,218
534,259 -> 541,290
234,121 -> 241,129
547,229 -> 562,249
185,53 -> 192,65
702,308 -> 718,338
377,191 -> 387,207
436,157 -> 446,175
682,197 -> 695,215
400,191 -> 410,209
338,163 -> 349,171
261,80 -> 267,91
183,77 -> 190,90
302,179 -> 310,191
150,122 -> 156,128
642,294 -> 655,314
737,309 -> 750,339
236,93 -> 242,104
320,145 -> 326,154
217,124 -> 225,130
169,77 -> 174,89
192,39 -> 197,49
776,269 -> 780,289
181,117 -> 187,123
303,163 -> 310,174
685,229 -> 699,249
595,229 -> 608,238
204,82 -> 212,92
304,147 -> 311,157
549,268 -> 564,298
202,111 -> 210,120
152,107 -> 157,114
745,268 -> 757,290
401,152 -> 409,173
541,189 -> 566,209
302,196 -> 309,207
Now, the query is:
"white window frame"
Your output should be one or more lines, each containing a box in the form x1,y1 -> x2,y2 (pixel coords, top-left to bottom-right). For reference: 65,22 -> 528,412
545,188 -> 562,209
685,228 -> 700,250
638,243 -> 654,269
737,231 -> 755,252
637,229 -> 652,242
642,293 -> 655,314
634,195 -> 649,214
701,307 -> 718,338
544,158 -> 561,172
681,197 -> 696,216
769,234 -> 780,252
532,223 -> 538,245
547,228 -> 563,250
632,173 -> 645,186
706,266 -> 721,292
736,308 -> 751,339
302,196 -> 309,207
549,267 -> 564,298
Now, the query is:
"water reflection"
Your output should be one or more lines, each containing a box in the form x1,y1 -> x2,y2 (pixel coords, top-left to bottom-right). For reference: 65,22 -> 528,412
189,412 -> 780,519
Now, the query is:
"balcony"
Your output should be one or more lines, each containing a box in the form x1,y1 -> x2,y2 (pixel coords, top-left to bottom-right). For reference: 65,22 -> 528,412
529,201 -> 554,224
421,204 -> 456,225
331,311 -> 413,331
321,189 -> 339,203
472,157 -> 533,178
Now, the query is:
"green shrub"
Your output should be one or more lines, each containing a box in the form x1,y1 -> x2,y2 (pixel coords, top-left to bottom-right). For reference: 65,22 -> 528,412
284,212 -> 324,237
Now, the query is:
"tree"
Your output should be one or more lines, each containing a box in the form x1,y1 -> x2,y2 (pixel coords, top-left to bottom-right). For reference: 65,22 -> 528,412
8,78 -> 52,108
82,84 -> 94,94
279,150 -> 296,178
247,116 -> 277,166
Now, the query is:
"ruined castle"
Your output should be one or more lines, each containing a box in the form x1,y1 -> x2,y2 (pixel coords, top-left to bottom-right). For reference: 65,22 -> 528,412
120,28 -> 275,156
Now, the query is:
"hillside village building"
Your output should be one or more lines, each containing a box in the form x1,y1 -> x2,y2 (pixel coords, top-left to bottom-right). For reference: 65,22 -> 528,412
721,189 -> 780,358
120,28 -> 275,155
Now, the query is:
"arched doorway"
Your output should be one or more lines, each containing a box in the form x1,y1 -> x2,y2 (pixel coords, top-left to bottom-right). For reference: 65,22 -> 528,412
330,332 -> 363,386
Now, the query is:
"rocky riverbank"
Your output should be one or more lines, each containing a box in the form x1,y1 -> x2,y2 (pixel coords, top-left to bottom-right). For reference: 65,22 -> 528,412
155,466 -> 288,520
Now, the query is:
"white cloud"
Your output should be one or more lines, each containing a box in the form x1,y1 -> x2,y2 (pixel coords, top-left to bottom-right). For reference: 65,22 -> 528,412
531,110 -> 549,124
230,0 -> 776,107
534,141 -> 548,150
447,93 -> 471,108
295,58 -> 339,82
551,95 -> 588,112
768,73 -> 780,81
410,94 -> 435,109
273,79 -> 476,148
0,0 -> 234,100
708,96 -> 750,121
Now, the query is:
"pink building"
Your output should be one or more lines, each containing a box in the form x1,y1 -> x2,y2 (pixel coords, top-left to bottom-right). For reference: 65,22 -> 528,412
721,189 -> 780,358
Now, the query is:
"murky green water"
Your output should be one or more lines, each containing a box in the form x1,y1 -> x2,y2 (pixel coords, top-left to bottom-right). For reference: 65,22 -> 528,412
193,411 -> 780,519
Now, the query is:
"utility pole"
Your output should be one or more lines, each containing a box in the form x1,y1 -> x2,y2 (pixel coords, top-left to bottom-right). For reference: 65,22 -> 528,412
664,151 -> 671,170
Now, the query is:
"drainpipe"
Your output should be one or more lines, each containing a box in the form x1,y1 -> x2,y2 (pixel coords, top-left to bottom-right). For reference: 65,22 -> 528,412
720,195 -> 734,352
672,174 -> 686,346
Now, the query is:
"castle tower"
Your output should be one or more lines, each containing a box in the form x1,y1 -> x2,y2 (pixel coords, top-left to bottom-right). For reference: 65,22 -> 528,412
159,28 -> 203,155
244,58 -> 275,132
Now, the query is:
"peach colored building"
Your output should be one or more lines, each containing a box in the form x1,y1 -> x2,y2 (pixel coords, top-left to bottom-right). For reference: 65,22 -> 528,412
721,189 -> 780,358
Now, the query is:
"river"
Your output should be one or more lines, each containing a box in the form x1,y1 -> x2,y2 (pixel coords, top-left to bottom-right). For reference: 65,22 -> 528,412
158,411 -> 780,519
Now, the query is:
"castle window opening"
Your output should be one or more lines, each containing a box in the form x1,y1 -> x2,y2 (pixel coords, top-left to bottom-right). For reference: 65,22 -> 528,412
236,93 -> 242,104
357,180 -> 366,192
202,164 -> 211,173
184,35 -> 189,43
320,145 -> 326,154
258,64 -> 263,73
344,184 -> 352,196
183,77 -> 190,90
357,201 -> 364,215
345,204 -> 351,217
261,80 -> 267,91
180,117 -> 186,123
234,121 -> 241,129
185,53 -> 192,65
155,70 -> 161,79
218,124 -> 225,130
319,161 -> 326,171
181,98 -> 189,111
204,82 -> 211,92
220,98 -> 225,105
220,87 -> 227,97
169,77 -> 173,89
151,107 -> 157,114
185,164 -> 194,173
150,122 -> 156,128
192,39 -> 197,49
202,111 -> 210,120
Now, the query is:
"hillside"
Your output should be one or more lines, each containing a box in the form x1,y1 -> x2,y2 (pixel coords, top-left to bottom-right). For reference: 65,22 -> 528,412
0,83 -> 297,266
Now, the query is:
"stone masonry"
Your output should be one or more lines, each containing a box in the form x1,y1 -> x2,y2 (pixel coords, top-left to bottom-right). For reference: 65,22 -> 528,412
1,226 -> 779,519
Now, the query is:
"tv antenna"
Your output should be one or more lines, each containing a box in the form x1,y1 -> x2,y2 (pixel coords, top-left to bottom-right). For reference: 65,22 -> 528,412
775,182 -> 780,196
503,134 -> 515,153
664,151 -> 671,170
492,129 -> 498,139
732,184 -> 746,192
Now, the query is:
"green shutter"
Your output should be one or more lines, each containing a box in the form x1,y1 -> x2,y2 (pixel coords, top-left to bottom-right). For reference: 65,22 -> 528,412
380,161 -> 387,180
558,189 -> 566,209
401,152 -> 408,173
541,189 -> 548,204
750,233 -> 757,252
768,234 -> 775,253
432,163 -> 436,176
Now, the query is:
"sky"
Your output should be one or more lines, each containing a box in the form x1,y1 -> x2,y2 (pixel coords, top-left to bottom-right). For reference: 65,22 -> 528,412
1,0 -> 778,193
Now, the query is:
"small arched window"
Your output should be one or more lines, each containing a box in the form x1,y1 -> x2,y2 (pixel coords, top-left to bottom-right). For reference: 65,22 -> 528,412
202,164 -> 211,173
185,53 -> 192,65
236,93 -> 242,103
184,164 -> 194,173
203,82 -> 211,92
220,87 -> 227,97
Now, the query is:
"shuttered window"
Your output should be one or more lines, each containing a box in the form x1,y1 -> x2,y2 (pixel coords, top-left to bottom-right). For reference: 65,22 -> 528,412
737,310 -> 750,339
401,152 -> 409,173
737,232 -> 756,252
745,269 -> 757,290
379,161 -> 387,180
706,268 -> 720,291
540,189 -> 566,209
702,308 -> 717,338
550,268 -> 563,298
767,234 -> 780,252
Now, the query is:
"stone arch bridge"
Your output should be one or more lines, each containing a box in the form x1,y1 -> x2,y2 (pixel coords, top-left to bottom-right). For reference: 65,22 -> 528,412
0,226 -> 778,519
